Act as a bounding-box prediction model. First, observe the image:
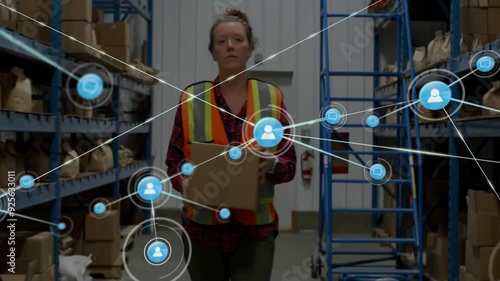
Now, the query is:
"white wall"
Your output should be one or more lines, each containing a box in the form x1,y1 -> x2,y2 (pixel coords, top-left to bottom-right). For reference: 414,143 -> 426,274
151,0 -> 376,230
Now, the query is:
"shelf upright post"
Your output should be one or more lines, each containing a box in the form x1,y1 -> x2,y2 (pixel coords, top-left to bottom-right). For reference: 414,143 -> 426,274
50,1 -> 63,281
448,0 -> 461,281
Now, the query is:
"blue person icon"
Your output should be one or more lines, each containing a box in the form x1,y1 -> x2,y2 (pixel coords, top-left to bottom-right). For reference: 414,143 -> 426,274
137,176 -> 162,201
146,241 -> 169,264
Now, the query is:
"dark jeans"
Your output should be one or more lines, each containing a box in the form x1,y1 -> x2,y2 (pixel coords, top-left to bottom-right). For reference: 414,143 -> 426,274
182,234 -> 275,281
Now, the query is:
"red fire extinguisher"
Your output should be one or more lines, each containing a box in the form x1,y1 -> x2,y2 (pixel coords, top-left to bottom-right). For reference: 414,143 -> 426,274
301,150 -> 314,182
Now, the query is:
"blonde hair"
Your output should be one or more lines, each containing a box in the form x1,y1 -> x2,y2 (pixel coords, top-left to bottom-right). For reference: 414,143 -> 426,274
209,8 -> 257,53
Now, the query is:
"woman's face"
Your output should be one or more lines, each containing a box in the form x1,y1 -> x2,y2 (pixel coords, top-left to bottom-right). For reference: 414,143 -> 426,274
212,22 -> 253,72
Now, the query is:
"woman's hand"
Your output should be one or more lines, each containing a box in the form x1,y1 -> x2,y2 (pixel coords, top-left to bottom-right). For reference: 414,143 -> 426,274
255,145 -> 278,179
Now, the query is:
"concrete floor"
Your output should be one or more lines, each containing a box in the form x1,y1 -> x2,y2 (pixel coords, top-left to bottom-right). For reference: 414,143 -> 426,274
94,230 -> 397,281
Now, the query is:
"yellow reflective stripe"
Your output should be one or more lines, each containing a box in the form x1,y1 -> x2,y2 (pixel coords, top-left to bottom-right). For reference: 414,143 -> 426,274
268,84 -> 278,119
204,83 -> 212,140
251,80 -> 261,120
186,86 -> 195,141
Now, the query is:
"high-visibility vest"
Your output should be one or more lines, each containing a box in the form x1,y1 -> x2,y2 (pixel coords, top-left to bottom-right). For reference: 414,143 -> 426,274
180,78 -> 283,225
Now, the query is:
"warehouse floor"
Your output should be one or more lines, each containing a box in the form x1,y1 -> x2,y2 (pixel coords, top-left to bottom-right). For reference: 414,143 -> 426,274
94,230 -> 396,281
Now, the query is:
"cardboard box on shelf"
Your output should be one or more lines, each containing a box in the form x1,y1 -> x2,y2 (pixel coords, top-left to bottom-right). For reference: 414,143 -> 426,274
469,0 -> 479,6
61,21 -> 92,52
479,0 -> 500,6
101,46 -> 130,63
17,232 -> 54,274
85,210 -> 120,241
459,7 -> 489,35
465,240 -> 500,280
95,22 -> 130,46
488,8 -> 500,35
16,0 -> 51,22
467,210 -> 500,246
62,0 -> 92,22
83,239 -> 120,266
17,21 -> 51,45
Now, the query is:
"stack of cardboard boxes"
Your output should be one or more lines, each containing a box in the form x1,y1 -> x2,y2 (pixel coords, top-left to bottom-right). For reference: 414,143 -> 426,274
426,223 -> 467,281
82,209 -> 123,278
0,232 -> 55,281
94,22 -> 131,64
460,190 -> 500,281
61,0 -> 93,53
16,0 -> 52,44
462,0 -> 500,48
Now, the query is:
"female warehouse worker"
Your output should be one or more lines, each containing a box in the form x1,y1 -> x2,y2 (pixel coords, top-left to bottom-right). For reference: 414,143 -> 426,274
166,8 -> 297,281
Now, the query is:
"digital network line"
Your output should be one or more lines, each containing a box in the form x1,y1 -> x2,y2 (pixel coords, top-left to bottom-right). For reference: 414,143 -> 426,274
0,208 -> 59,227
443,109 -> 500,200
448,68 -> 479,87
451,98 -> 500,115
379,100 -> 419,119
282,136 -> 367,169
0,28 -> 78,80
287,133 -> 500,165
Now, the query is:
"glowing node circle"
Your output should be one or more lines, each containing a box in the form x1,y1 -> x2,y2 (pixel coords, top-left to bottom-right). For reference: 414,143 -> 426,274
366,115 -> 380,128
325,108 -> 341,125
320,103 -> 348,130
93,202 -> 106,215
253,117 -> 284,148
407,69 -> 466,122
127,166 -> 173,211
77,73 -> 104,100
65,63 -> 113,111
137,176 -> 163,201
469,50 -> 500,78
219,208 -> 231,220
363,159 -> 392,185
123,217 -> 191,281
181,163 -> 194,176
477,55 -> 495,73
369,164 -> 386,180
58,223 -> 66,231
19,175 -> 35,189
419,81 -> 452,111
229,147 -> 242,160
50,216 -> 74,238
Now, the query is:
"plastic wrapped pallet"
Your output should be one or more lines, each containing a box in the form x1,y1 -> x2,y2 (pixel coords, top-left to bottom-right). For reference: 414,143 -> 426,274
483,81 -> 500,116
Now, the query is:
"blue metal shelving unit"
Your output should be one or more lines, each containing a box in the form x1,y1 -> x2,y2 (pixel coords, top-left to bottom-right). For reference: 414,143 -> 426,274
314,0 -> 423,280
373,1 -> 500,280
0,1 -> 153,280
